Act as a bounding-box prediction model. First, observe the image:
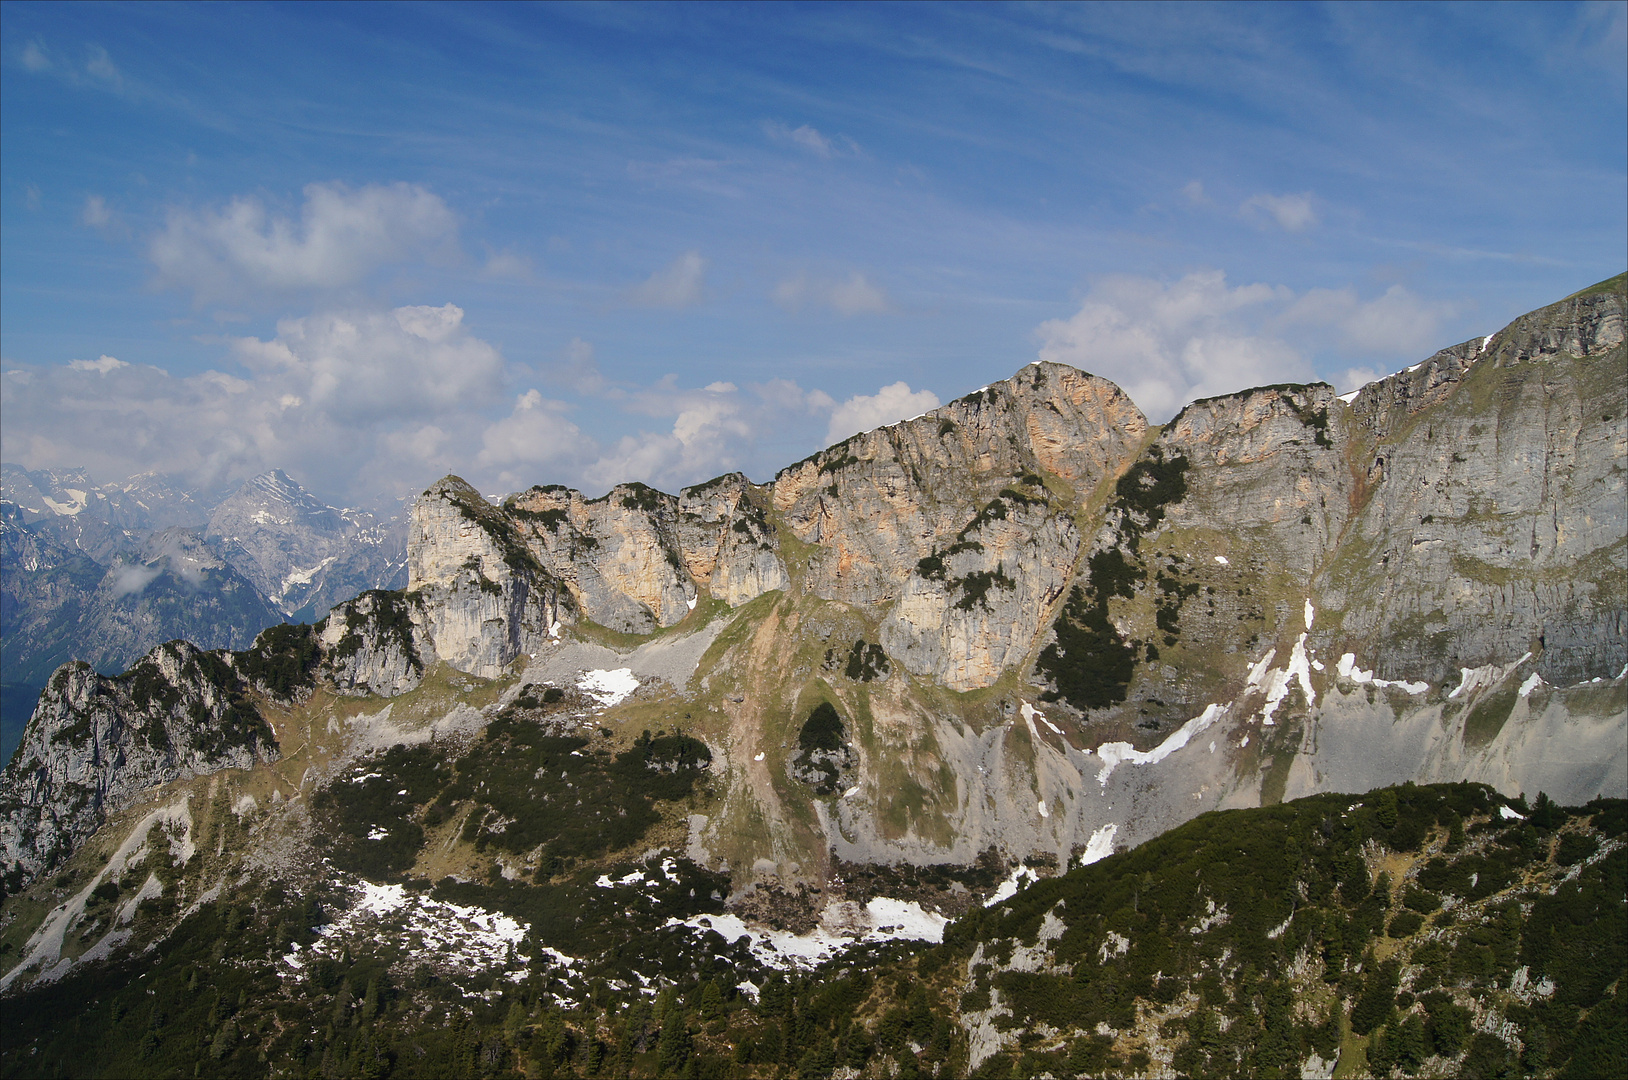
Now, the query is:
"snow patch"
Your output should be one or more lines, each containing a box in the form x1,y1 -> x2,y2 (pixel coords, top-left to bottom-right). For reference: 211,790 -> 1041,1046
1518,672 -> 1544,698
280,556 -> 336,595
1094,703 -> 1224,785
1449,654 -> 1530,699
1037,800 -> 1049,818
1334,653 -> 1428,694
578,668 -> 639,707
1304,600 -> 1315,630
1258,634 -> 1315,725
665,897 -> 946,971
1214,555 -> 1229,565
1499,805 -> 1525,821
985,865 -> 1041,907
686,595 -> 698,611
1080,823 -> 1118,866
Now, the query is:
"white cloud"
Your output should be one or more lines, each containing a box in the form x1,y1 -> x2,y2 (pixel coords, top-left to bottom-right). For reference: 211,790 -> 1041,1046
774,271 -> 892,315
1280,284 -> 1457,356
80,195 -> 113,227
68,354 -> 128,375
19,40 -> 129,94
25,184 -> 41,211
229,303 -> 504,422
475,390 -> 585,485
149,181 -> 457,303
0,300 -> 518,507
21,40 -> 50,72
480,249 -> 532,279
1240,191 -> 1318,232
84,44 -> 122,90
584,377 -> 836,492
826,382 -> 941,445
1035,270 -> 1305,421
625,251 -> 707,308
111,562 -> 161,597
549,337 -> 608,396
1181,179 -> 1211,205
1336,366 -> 1385,394
763,121 -> 860,158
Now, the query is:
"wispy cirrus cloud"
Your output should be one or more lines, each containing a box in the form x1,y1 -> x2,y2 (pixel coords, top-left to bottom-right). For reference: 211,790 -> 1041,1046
762,121 -> 860,158
18,39 -> 126,92
1240,191 -> 1318,232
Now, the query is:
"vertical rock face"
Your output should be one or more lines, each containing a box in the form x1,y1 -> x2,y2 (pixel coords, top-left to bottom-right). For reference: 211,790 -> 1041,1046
772,363 -> 1148,611
881,482 -> 1079,691
676,474 -> 789,607
0,642 -> 277,894
317,590 -> 432,698
1320,289 -> 1626,686
406,477 -> 573,680
501,475 -> 788,632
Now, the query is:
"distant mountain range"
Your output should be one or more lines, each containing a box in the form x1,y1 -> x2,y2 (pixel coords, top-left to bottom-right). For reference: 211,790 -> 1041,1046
0,466 -> 406,763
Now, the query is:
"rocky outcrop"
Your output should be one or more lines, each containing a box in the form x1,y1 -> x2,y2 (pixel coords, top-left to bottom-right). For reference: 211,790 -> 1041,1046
499,474 -> 787,632
881,480 -> 1079,691
675,474 -> 789,607
406,477 -> 574,680
0,641 -> 277,895
773,363 -> 1147,611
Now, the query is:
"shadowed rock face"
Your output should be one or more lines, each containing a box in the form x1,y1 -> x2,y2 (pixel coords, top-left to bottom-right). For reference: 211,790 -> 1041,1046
0,642 -> 277,894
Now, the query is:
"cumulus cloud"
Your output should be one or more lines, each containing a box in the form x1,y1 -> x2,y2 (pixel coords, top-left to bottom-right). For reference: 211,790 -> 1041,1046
1034,271 -> 1468,419
1181,180 -> 1211,206
826,382 -> 941,445
763,121 -> 860,158
68,354 -> 128,375
583,377 -> 835,492
625,251 -> 707,308
1,302 -> 512,506
1241,191 -> 1318,232
149,181 -> 458,303
230,303 -> 504,422
476,390 -> 585,487
774,271 -> 892,315
1280,284 -> 1457,357
1035,271 -> 1306,421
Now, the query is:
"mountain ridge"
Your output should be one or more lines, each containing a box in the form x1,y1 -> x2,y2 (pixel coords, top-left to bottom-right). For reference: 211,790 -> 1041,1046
0,279 -> 1622,1074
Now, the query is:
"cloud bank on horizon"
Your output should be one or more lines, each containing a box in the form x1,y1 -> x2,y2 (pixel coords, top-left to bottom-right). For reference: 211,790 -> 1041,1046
2,2 -> 1623,505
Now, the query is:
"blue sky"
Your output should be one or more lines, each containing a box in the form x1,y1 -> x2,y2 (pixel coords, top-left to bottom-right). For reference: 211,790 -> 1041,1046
3,1 -> 1624,506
